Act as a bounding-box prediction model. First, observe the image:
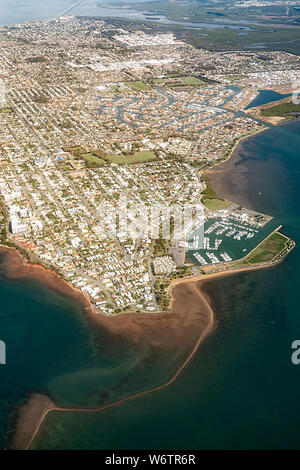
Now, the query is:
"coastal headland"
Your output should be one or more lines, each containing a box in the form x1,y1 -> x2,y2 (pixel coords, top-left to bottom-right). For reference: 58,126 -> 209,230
5,108 -> 296,451
0,16 -> 297,450
5,242 -> 212,450
4,239 -> 287,450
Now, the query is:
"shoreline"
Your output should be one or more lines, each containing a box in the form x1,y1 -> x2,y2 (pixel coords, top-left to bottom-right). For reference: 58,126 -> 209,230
5,110 -> 295,451
11,268 -> 216,450
12,261 -> 279,451
0,244 -> 96,317
202,125 -> 267,175
8,243 -> 278,450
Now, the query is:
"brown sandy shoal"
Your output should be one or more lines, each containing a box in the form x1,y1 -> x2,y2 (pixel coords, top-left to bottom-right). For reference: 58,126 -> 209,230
258,116 -> 287,125
11,394 -> 55,451
11,279 -> 216,450
0,244 -> 272,352
0,244 -> 210,350
0,244 -> 212,449
5,241 -> 276,450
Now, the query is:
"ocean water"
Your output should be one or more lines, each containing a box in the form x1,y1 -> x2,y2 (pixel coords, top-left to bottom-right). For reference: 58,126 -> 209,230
0,0 -> 71,24
0,258 -> 191,449
28,119 -> 300,450
0,0 -> 258,29
0,0 -> 162,26
245,89 -> 292,110
0,0 -> 300,451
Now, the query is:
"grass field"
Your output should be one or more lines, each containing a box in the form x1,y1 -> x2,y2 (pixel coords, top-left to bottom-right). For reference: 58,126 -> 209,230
152,76 -> 205,88
242,232 -> 288,265
261,101 -> 300,117
109,85 -> 124,93
202,197 -> 232,211
81,153 -> 107,168
222,74 -> 245,82
108,151 -> 157,165
128,81 -> 152,91
179,76 -> 205,86
167,76 -> 206,88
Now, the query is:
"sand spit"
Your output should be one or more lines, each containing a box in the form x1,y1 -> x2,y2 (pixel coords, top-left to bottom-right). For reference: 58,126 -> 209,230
10,278 -> 216,450
11,394 -> 55,451
0,244 -> 213,449
1,233 -> 280,450
6,244 -> 276,450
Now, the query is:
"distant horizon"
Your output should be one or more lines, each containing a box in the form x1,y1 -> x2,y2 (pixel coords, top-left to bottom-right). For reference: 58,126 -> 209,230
0,0 -> 150,26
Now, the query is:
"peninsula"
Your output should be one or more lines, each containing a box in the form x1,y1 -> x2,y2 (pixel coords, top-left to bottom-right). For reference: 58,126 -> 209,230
0,14 -> 297,450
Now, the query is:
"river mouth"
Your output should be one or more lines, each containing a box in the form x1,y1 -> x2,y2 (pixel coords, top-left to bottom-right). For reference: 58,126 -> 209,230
77,3 -> 257,30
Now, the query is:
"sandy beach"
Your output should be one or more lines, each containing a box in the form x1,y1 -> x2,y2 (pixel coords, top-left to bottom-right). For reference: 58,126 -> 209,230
9,271 -> 215,449
3,113 -> 292,450
1,113 -> 283,451
3,241 -> 279,450
245,96 -> 295,126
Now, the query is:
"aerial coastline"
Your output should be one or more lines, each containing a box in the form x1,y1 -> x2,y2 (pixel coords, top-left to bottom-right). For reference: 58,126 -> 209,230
8,247 -> 280,451
6,164 -> 294,451
9,230 -> 292,450
3,92 -> 296,450
0,9 -> 298,451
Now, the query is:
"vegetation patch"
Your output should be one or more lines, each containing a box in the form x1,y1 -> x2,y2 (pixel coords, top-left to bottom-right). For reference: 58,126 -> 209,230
81,153 -> 107,168
261,101 -> 300,117
63,146 -> 109,168
154,277 -> 170,311
177,76 -> 206,86
153,237 -> 167,257
153,75 -> 206,88
128,81 -> 152,91
108,151 -> 157,165
32,95 -> 49,104
202,197 -> 232,210
242,232 -> 288,264
63,146 -> 156,167
201,176 -> 230,210
26,56 -> 47,63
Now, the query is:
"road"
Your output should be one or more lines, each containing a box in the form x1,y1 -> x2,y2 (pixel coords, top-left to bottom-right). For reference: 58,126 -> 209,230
57,0 -> 86,18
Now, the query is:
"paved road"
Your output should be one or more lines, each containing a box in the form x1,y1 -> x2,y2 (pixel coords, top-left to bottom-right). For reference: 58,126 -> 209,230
57,0 -> 86,18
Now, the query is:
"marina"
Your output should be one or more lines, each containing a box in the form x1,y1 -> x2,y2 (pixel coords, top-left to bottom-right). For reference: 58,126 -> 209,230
188,210 -> 277,266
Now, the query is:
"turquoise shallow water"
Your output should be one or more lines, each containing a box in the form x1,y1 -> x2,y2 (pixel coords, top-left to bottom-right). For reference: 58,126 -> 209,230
0,0 -> 300,448
0,119 -> 299,450
0,258 -> 188,449
28,119 -> 300,450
